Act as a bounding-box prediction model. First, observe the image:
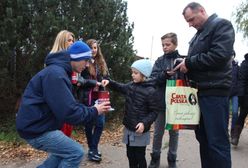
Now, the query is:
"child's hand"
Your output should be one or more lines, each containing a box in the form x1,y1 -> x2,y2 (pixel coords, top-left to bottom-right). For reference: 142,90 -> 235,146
96,82 -> 102,86
135,122 -> 144,134
101,79 -> 109,87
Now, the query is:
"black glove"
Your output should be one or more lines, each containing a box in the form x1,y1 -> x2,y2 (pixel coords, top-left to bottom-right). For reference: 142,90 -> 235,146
77,76 -> 86,85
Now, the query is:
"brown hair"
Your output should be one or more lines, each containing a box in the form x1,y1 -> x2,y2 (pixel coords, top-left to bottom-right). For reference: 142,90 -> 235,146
161,32 -> 178,46
86,39 -> 108,77
182,2 -> 203,15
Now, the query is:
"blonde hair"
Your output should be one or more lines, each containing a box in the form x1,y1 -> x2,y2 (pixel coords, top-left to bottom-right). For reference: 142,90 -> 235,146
50,30 -> 75,53
86,39 -> 108,77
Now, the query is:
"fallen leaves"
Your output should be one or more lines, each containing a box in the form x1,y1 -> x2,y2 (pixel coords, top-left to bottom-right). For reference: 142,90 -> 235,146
0,118 -> 124,165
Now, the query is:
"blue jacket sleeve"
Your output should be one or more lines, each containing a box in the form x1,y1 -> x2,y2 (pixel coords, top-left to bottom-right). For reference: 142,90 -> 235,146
42,70 -> 98,125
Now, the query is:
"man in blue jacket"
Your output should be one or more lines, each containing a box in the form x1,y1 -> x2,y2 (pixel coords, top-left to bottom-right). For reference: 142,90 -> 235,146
16,41 -> 110,168
176,2 -> 235,168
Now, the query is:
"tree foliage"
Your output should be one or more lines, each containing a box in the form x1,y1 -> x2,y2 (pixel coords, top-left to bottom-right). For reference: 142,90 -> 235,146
234,0 -> 248,38
0,0 -> 135,119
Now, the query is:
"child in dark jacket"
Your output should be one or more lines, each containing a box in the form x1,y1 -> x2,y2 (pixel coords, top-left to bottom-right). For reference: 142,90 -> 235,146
102,59 -> 160,168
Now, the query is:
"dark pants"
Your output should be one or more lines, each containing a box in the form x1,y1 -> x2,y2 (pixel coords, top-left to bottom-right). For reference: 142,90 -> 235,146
126,145 -> 147,168
195,96 -> 231,168
236,96 -> 248,127
85,114 -> 105,152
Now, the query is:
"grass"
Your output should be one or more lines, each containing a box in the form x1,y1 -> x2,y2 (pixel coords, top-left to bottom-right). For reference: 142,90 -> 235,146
0,113 -> 123,143
0,116 -> 23,143
0,130 -> 23,143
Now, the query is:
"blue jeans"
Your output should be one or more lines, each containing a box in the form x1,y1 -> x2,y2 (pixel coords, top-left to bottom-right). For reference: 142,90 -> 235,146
230,96 -> 239,129
195,96 -> 231,168
152,110 -> 179,162
26,130 -> 84,168
85,114 -> 105,152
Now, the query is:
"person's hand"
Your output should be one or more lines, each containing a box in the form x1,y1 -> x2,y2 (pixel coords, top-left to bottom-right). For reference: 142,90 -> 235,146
179,59 -> 188,73
96,82 -> 102,86
166,70 -> 176,76
94,101 -> 111,115
101,79 -> 109,87
172,58 -> 188,73
135,122 -> 144,134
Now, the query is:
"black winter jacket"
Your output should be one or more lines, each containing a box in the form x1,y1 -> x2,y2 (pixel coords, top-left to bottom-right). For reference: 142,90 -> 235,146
185,14 -> 235,96
108,79 -> 160,133
150,50 -> 184,111
75,65 -> 107,106
239,54 -> 248,96
230,60 -> 240,97
75,69 -> 98,105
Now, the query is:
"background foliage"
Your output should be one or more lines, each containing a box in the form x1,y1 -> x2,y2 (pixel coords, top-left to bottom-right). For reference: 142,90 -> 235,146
234,0 -> 248,39
0,0 -> 135,127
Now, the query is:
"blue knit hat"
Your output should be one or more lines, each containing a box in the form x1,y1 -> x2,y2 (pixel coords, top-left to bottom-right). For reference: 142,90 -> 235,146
131,59 -> 153,77
68,41 -> 92,61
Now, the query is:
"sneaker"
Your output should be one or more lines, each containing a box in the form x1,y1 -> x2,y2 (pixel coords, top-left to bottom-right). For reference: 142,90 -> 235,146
96,151 -> 102,157
88,151 -> 102,162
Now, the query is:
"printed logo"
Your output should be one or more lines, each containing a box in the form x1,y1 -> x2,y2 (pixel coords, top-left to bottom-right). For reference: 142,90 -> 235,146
188,93 -> 197,105
170,93 -> 188,104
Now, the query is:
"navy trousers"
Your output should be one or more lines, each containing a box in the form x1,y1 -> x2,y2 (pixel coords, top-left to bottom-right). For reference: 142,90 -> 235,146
195,96 -> 231,168
85,114 -> 105,152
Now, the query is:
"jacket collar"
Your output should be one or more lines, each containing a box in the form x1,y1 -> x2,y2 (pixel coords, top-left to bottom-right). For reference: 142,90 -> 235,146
163,50 -> 179,59
198,13 -> 218,33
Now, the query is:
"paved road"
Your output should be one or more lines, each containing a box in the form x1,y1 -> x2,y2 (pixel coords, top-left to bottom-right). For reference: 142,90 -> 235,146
1,128 -> 247,168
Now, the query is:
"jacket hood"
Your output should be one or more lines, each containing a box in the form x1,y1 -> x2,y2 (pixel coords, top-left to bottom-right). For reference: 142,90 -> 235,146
245,53 -> 248,60
45,50 -> 72,74
232,59 -> 238,65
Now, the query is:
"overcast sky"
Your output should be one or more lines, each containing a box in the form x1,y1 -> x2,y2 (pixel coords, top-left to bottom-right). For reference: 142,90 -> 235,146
127,0 -> 247,63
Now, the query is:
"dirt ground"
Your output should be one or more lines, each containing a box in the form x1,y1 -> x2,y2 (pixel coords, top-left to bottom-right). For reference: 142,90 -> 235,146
0,128 -> 247,168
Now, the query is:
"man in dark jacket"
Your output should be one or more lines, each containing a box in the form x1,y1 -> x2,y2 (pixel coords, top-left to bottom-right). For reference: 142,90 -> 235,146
16,41 -> 110,168
177,2 -> 235,168
231,53 -> 248,146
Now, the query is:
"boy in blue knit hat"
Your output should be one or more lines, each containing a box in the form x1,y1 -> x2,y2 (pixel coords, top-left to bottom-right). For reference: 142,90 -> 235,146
102,59 -> 160,168
16,40 -> 110,168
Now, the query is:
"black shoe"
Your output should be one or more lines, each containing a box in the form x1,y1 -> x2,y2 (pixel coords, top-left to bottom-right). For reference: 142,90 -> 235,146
88,151 -> 102,162
231,137 -> 239,146
230,125 -> 243,146
148,153 -> 160,168
168,161 -> 177,168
